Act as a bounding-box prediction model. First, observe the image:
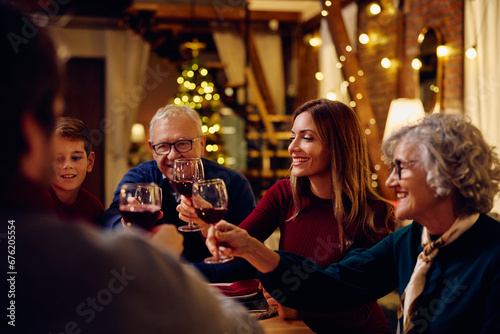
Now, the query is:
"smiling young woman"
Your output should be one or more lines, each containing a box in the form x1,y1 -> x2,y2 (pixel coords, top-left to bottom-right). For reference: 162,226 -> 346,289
182,99 -> 396,333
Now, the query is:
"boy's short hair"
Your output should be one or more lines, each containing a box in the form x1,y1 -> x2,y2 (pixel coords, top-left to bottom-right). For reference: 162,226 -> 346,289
55,117 -> 92,156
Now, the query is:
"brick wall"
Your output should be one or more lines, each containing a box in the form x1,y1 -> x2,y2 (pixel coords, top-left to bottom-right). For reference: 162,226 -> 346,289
357,0 -> 464,134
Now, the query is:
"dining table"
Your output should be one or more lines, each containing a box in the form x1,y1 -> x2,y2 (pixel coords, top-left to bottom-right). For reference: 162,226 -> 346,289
258,316 -> 314,334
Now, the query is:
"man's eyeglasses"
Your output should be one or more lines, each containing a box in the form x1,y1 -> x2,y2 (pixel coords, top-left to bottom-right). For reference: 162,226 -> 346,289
152,137 -> 200,155
390,159 -> 418,180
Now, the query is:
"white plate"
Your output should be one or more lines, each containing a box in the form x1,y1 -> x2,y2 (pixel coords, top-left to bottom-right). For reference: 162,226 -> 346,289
228,291 -> 258,300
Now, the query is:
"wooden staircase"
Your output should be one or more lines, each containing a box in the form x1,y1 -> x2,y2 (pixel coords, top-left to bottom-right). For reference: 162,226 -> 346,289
244,67 -> 293,197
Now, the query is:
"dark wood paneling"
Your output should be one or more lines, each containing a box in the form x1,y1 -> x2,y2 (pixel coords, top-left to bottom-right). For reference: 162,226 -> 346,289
64,58 -> 105,204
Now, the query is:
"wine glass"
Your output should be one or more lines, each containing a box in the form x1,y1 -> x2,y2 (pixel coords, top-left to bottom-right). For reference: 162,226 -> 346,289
173,158 -> 204,232
119,182 -> 162,231
192,178 -> 232,264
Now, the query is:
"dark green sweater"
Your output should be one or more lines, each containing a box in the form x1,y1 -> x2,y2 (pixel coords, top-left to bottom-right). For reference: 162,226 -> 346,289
259,214 -> 500,333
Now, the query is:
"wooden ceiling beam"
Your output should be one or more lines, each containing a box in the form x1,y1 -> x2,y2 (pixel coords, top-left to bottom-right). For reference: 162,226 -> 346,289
129,4 -> 301,23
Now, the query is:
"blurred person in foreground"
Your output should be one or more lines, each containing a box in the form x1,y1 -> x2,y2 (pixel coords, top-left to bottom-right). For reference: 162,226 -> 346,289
0,3 -> 262,333
100,104 -> 256,263
205,113 -> 500,334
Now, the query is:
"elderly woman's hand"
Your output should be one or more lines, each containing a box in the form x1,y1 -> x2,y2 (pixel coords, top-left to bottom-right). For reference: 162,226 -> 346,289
205,221 -> 252,258
176,195 -> 210,236
206,221 -> 281,274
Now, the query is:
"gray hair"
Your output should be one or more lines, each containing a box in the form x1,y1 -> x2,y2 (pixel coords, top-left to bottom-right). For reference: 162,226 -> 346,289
382,113 -> 500,214
149,104 -> 202,142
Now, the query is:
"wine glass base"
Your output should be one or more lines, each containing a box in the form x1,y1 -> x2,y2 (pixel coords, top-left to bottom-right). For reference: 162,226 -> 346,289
178,224 -> 201,232
204,256 -> 234,264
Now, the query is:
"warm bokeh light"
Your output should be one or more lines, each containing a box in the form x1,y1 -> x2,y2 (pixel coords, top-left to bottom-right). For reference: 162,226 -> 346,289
466,47 -> 477,59
309,36 -> 322,47
411,58 -> 422,70
359,33 -> 370,45
381,57 -> 392,68
326,92 -> 337,100
369,2 -> 381,15
436,45 -> 449,57
315,72 -> 325,81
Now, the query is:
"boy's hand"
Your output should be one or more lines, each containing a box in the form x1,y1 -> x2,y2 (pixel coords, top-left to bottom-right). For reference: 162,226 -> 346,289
149,224 -> 184,257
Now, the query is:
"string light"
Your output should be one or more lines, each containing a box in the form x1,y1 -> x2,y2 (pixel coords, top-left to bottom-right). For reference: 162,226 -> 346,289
326,92 -> 337,100
309,36 -> 322,47
436,45 -> 449,57
368,2 -> 381,16
466,46 -> 477,59
359,33 -> 370,45
321,10 -> 328,17
381,57 -> 392,68
324,1 -> 332,6
411,58 -> 422,70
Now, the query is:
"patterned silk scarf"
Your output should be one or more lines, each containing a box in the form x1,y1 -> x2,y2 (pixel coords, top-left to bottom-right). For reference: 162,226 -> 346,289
398,213 -> 479,333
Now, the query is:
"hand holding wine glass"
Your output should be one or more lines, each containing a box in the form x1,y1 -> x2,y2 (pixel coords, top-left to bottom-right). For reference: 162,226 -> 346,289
192,178 -> 232,264
173,158 -> 204,232
119,183 -> 162,231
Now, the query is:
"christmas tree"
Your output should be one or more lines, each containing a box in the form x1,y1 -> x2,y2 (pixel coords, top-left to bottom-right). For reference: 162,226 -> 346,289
173,39 -> 227,165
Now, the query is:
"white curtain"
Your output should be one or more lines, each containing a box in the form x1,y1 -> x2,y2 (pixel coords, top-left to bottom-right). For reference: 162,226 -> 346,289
54,28 -> 150,206
464,0 -> 500,214
318,2 -> 358,103
213,29 -> 285,114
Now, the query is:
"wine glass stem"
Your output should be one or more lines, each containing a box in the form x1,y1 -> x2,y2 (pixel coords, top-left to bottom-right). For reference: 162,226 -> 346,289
213,224 -> 221,260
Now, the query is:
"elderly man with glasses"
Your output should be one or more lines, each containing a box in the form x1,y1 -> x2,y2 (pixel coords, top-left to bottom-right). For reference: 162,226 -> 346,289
101,104 -> 256,263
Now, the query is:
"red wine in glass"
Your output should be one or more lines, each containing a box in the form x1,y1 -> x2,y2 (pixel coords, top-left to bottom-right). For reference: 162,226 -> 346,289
173,180 -> 194,199
195,207 -> 228,225
173,158 -> 204,232
192,179 -> 232,264
119,183 -> 162,231
119,204 -> 161,230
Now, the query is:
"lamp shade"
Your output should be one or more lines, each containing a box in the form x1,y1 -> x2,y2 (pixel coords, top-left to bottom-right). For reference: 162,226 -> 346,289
383,98 -> 425,141
130,123 -> 146,143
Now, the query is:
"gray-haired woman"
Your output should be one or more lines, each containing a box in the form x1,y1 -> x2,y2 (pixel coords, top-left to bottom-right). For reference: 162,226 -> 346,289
206,113 -> 500,334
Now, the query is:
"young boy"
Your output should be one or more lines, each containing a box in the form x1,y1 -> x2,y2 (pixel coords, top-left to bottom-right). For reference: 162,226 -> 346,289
49,116 -> 104,223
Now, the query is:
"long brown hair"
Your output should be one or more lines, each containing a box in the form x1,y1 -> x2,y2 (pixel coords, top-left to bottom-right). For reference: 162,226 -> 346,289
289,99 -> 394,250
